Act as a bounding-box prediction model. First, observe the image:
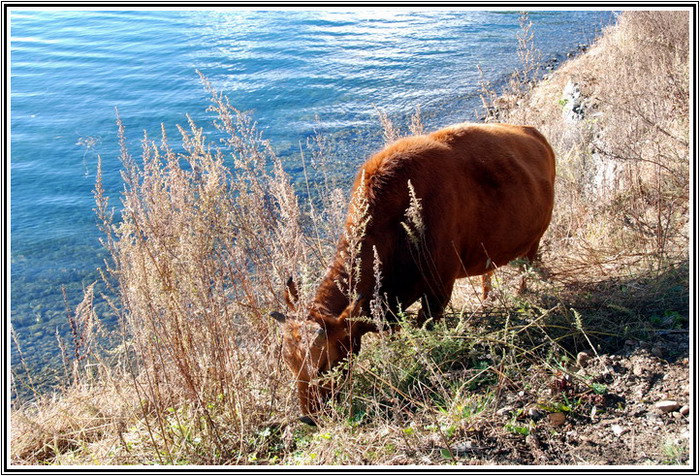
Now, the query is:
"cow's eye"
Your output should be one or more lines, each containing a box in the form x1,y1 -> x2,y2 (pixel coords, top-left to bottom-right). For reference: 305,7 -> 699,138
312,333 -> 327,348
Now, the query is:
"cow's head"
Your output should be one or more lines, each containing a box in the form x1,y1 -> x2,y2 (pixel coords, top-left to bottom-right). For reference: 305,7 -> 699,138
271,278 -> 369,421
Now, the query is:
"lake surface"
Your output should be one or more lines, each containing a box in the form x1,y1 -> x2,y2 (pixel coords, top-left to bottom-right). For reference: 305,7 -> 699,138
9,9 -> 616,377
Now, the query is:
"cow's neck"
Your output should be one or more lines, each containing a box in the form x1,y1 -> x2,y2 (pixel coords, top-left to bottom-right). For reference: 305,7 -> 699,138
312,237 -> 377,318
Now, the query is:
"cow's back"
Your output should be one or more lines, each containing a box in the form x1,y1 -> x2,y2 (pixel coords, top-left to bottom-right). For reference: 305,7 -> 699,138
358,123 -> 555,284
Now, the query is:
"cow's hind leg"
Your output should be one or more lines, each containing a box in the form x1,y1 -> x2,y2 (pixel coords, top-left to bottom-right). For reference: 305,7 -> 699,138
518,240 -> 542,294
481,271 -> 494,301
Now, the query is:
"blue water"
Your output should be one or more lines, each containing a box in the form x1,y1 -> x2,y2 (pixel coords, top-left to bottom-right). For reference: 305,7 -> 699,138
10,9 -> 616,374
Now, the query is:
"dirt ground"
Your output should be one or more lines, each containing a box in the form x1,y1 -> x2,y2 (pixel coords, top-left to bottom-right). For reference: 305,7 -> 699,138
446,334 -> 691,466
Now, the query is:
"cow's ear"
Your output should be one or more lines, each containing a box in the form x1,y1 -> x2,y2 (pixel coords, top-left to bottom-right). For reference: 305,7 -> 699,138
285,277 -> 299,311
336,294 -> 365,325
270,311 -> 287,324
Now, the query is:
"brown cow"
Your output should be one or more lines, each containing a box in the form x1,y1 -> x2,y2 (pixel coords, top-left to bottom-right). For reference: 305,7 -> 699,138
271,122 -> 555,421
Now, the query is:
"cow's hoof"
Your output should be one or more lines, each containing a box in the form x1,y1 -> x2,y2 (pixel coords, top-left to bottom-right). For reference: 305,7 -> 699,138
299,415 -> 317,426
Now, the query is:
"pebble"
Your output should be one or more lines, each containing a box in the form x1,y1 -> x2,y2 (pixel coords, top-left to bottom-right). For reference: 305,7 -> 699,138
549,412 -> 566,427
525,434 -> 541,449
452,441 -> 476,456
655,400 -> 681,413
497,406 -> 514,417
611,424 -> 626,436
680,405 -> 689,416
632,363 -> 645,377
577,351 -> 592,367
646,413 -> 662,425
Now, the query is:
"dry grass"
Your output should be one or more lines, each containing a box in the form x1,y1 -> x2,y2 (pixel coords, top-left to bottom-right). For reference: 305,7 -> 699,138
10,11 -> 690,466
13,71 -> 349,465
485,11 -> 689,282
